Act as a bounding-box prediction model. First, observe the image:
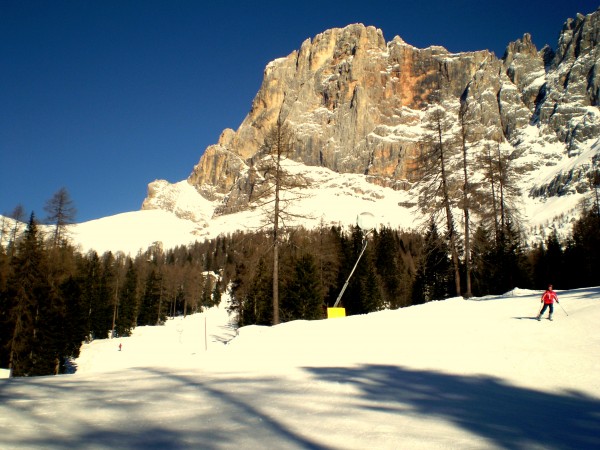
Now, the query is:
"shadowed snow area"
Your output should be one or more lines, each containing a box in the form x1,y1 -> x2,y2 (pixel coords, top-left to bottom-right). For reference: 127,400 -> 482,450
1,287 -> 599,449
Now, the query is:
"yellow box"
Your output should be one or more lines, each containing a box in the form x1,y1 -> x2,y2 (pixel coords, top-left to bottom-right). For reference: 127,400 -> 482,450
327,307 -> 346,318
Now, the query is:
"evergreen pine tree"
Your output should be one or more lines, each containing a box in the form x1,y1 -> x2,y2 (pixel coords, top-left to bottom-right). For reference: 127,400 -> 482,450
320,226 -> 344,307
470,225 -> 496,296
359,258 -> 384,314
242,257 -> 272,326
0,245 -> 11,367
30,281 -> 66,375
201,275 -> 213,308
60,275 -> 87,362
228,261 -> 247,324
212,279 -> 222,307
491,221 -> 530,293
116,259 -> 138,337
533,228 -> 564,288
82,252 -> 111,339
338,226 -> 383,315
282,254 -> 323,321
138,269 -> 164,326
374,227 -> 403,308
566,208 -> 600,287
412,220 -> 452,304
6,214 -> 49,376
100,252 -> 119,338
336,226 -> 364,315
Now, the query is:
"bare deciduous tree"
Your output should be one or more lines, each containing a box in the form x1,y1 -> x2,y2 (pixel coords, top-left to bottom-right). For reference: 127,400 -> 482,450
476,141 -> 522,243
44,187 -> 76,247
587,157 -> 600,215
458,102 -> 475,298
252,121 -> 310,324
416,104 -> 462,297
7,204 -> 26,256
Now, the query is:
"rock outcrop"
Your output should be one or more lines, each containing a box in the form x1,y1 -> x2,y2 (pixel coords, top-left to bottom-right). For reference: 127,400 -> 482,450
144,8 -> 600,219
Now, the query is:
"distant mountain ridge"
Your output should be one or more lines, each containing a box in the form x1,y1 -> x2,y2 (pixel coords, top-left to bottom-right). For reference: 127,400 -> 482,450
142,8 -> 600,233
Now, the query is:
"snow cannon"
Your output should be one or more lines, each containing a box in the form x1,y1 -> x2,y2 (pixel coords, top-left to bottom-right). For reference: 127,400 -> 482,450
328,212 -> 377,318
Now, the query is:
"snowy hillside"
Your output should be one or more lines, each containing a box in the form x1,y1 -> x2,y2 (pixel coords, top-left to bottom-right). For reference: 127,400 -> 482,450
1,160 -> 422,255
1,287 -> 599,449
4,149 -> 587,256
69,209 -> 206,255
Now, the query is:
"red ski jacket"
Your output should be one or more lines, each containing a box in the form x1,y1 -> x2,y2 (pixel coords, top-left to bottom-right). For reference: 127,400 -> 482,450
541,290 -> 558,304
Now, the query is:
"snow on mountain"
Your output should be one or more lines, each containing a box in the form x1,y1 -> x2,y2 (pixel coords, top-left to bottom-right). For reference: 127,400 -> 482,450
67,150 -> 589,255
1,287 -> 599,448
57,160 -> 422,255
141,179 -> 217,224
69,209 -> 206,255
1,141 -> 591,257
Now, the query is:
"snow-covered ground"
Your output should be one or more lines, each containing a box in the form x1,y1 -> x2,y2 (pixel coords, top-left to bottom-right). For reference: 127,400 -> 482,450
1,287 -> 599,449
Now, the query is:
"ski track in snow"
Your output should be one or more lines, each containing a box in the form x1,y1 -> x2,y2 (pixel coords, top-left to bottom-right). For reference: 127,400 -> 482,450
1,287 -> 599,449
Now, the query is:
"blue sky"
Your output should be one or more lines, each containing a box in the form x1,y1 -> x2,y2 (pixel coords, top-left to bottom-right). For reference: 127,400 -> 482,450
1,0 -> 598,223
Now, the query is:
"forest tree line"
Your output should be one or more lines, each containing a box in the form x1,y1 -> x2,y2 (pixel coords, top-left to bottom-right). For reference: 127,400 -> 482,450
1,201 -> 599,377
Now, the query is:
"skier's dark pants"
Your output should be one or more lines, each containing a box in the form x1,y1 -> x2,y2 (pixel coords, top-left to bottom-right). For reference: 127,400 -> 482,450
539,303 -> 554,316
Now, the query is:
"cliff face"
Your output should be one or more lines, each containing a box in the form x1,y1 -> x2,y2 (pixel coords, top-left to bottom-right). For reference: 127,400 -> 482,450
144,9 -> 600,218
538,11 -> 600,152
188,24 -> 491,197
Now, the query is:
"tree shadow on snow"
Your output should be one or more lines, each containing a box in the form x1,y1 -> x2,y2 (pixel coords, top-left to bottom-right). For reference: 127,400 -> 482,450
304,364 -> 600,449
0,367 -> 332,450
210,323 -> 238,344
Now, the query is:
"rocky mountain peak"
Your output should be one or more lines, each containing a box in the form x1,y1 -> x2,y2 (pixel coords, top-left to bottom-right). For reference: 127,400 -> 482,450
181,22 -> 493,213
144,11 -> 600,231
555,8 -> 600,64
534,8 -> 600,156
503,33 -> 538,60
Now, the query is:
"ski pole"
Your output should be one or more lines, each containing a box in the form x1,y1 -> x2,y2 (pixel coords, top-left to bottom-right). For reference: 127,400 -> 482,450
557,301 -> 569,316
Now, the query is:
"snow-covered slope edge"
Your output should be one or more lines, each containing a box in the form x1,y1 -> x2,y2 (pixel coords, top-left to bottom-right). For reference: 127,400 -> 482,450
2,149 -> 593,256
1,287 -> 599,449
63,161 -> 424,255
70,209 -> 206,255
75,150 -> 598,254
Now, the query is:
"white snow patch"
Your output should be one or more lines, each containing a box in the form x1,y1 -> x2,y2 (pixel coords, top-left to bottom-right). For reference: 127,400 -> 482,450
70,209 -> 204,255
1,287 -> 598,449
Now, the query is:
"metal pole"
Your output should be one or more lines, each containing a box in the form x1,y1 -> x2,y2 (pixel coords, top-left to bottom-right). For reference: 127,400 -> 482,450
557,301 -> 569,316
333,233 -> 371,308
111,276 -> 119,339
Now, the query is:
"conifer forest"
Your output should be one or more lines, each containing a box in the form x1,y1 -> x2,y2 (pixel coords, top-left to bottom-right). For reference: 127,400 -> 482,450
1,204 -> 599,377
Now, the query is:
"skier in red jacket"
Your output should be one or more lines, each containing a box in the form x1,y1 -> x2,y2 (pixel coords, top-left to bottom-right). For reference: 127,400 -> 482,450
537,284 -> 559,321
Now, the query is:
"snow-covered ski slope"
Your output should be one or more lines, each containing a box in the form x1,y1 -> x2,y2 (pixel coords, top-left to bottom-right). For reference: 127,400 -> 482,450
1,287 -> 599,449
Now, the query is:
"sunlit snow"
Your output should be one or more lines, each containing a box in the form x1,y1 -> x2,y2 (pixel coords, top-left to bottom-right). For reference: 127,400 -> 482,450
1,287 -> 599,449
61,152 -> 594,256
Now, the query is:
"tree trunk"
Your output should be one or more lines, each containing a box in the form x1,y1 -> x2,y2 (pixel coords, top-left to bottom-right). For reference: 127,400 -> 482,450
272,143 -> 282,325
273,237 -> 279,325
460,110 -> 472,298
497,143 -> 507,231
485,145 -> 500,241
437,121 -> 461,297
